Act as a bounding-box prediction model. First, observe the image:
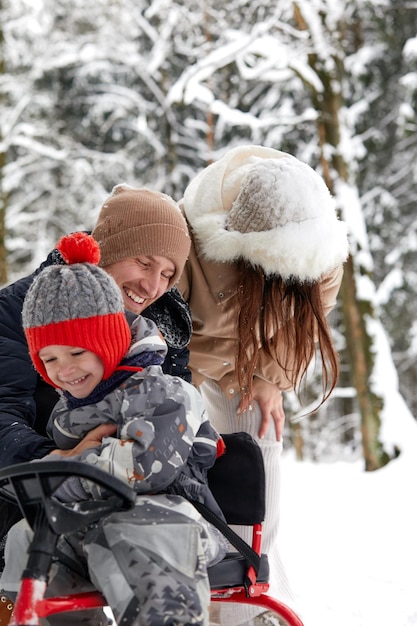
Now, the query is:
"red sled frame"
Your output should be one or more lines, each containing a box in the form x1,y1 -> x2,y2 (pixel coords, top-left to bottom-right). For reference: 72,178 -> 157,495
0,433 -> 304,626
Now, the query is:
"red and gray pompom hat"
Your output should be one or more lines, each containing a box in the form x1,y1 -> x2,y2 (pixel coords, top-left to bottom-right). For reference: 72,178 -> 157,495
22,232 -> 132,388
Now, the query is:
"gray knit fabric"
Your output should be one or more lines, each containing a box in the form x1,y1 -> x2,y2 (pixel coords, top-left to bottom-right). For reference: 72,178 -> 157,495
22,263 -> 124,329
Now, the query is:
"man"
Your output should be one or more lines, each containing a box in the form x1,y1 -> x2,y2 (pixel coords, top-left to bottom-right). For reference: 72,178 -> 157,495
0,185 -> 192,584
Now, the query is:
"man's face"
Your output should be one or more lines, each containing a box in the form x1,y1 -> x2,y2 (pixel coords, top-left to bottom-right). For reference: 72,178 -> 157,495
105,255 -> 175,314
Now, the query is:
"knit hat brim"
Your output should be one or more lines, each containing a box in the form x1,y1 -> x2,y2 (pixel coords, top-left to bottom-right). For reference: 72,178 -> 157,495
26,313 -> 131,387
97,223 -> 191,285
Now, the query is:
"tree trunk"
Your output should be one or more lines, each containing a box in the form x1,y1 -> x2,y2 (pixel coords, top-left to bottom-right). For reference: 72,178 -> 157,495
294,5 -> 391,470
291,422 -> 304,462
339,257 -> 390,470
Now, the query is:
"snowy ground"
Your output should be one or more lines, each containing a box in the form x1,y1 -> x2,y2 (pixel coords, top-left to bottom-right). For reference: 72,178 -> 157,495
279,414 -> 417,626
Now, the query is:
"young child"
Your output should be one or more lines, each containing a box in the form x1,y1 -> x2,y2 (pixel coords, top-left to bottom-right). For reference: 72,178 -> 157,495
0,232 -> 227,626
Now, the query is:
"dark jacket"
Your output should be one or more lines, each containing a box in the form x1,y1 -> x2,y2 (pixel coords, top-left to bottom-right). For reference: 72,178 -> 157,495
0,248 -> 192,472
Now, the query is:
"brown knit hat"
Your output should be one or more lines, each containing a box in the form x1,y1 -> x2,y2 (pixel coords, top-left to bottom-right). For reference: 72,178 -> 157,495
92,185 -> 191,287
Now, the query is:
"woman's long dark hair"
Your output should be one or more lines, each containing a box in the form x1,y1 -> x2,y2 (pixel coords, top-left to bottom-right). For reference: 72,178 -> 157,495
235,260 -> 339,407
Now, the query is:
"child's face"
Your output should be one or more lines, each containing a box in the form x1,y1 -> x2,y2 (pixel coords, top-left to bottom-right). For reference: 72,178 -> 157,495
38,345 -> 105,398
105,255 -> 175,315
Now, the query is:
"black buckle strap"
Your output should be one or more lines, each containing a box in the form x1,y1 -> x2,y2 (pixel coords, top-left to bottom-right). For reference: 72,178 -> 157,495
191,500 -> 261,574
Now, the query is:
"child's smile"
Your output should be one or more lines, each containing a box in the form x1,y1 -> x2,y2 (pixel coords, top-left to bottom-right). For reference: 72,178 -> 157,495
38,346 -> 105,398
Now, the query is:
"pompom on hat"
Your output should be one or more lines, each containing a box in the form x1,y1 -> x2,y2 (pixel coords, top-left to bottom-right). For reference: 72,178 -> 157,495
182,145 -> 349,281
22,232 -> 132,388
92,185 -> 191,287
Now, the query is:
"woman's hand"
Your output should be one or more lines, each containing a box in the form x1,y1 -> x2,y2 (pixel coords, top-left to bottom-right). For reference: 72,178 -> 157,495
49,423 -> 117,457
238,378 -> 285,441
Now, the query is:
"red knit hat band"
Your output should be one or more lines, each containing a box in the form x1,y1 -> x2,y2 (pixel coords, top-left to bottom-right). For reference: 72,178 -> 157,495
26,313 -> 131,387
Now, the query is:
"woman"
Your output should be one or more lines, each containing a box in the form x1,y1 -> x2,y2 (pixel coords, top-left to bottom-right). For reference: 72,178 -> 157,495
178,145 -> 349,624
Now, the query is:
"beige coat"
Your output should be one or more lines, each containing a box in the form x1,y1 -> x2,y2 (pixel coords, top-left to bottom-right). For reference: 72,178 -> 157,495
178,228 -> 344,397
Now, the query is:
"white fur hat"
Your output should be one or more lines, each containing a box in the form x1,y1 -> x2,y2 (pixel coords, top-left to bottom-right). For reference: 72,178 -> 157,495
182,145 -> 349,281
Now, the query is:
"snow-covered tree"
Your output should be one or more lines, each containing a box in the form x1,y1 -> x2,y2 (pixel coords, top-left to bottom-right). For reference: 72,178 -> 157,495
1,0 -> 415,466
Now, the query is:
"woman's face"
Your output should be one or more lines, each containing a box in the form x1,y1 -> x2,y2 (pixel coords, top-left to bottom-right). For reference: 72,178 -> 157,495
105,255 -> 175,314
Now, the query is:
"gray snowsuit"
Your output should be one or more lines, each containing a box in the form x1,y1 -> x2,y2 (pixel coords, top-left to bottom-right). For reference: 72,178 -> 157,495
0,317 -> 227,626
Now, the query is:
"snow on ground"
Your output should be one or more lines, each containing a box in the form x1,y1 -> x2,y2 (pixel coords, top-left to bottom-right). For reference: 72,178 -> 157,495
279,434 -> 417,625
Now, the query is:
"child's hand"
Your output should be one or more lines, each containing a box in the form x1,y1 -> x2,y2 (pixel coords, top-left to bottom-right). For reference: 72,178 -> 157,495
50,423 -> 117,457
